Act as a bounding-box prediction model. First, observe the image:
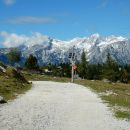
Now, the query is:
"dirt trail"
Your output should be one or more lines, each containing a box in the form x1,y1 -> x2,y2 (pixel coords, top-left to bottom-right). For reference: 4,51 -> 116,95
0,81 -> 129,130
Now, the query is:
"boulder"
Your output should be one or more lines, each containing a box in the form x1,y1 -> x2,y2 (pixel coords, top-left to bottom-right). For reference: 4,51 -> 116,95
0,96 -> 7,104
102,78 -> 110,83
0,66 -> 6,73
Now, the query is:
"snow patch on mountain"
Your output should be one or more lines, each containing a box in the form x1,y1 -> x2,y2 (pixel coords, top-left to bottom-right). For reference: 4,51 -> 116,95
0,32 -> 130,65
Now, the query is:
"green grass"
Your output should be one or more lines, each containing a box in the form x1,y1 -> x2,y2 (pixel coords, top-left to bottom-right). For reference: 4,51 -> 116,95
23,72 -> 70,83
102,94 -> 130,108
0,66 -> 32,102
0,75 -> 31,101
115,111 -> 130,120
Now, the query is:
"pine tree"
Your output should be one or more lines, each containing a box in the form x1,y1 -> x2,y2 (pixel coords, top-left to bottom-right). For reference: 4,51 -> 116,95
120,69 -> 129,83
78,50 -> 88,79
25,54 -> 39,70
7,48 -> 21,66
103,52 -> 119,81
105,52 -> 118,70
87,64 -> 103,80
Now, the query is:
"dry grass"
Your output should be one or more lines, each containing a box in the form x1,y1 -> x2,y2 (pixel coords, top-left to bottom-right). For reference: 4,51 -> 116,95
0,67 -> 31,101
23,72 -> 70,83
0,75 -> 31,101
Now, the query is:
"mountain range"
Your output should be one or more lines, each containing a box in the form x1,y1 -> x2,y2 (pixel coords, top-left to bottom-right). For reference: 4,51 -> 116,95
0,33 -> 130,65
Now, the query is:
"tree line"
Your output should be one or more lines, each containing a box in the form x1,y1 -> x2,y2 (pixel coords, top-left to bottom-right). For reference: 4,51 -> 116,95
6,49 -> 39,70
6,48 -> 130,83
78,50 -> 129,83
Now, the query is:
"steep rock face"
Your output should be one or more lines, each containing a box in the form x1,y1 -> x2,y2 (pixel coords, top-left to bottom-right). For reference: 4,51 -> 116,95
0,34 -> 130,65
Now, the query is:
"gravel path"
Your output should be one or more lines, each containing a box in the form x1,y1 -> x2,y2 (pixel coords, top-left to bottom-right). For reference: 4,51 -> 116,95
0,81 -> 130,130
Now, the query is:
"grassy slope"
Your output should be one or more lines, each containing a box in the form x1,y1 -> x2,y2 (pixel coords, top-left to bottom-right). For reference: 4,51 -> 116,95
23,72 -> 70,82
23,72 -> 130,120
0,66 -> 31,101
0,75 -> 31,101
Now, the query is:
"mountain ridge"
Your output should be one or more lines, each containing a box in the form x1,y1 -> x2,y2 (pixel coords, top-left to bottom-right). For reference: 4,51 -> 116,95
0,33 -> 130,65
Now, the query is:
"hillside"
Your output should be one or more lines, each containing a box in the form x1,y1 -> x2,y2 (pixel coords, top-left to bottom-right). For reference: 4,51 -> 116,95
0,62 -> 31,102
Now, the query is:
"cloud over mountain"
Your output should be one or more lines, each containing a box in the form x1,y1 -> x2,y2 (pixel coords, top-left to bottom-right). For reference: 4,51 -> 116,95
0,31 -> 50,48
1,32 -> 130,65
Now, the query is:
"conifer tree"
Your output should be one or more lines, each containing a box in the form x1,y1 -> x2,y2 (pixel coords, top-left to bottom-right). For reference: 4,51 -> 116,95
87,64 -> 102,80
103,52 -> 118,81
25,54 -> 39,70
7,48 -> 21,66
105,52 -> 118,70
120,69 -> 129,83
78,50 -> 88,79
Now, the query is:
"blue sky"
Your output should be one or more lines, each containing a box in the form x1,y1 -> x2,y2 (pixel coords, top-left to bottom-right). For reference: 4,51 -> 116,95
0,0 -> 130,47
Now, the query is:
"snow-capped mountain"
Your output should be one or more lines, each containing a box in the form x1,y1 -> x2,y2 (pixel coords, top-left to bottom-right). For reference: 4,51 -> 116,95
1,34 -> 130,65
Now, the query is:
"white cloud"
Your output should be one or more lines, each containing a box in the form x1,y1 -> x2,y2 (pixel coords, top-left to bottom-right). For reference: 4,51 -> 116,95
0,31 -> 27,47
98,0 -> 109,8
0,31 -> 51,48
5,16 -> 56,24
3,0 -> 15,6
